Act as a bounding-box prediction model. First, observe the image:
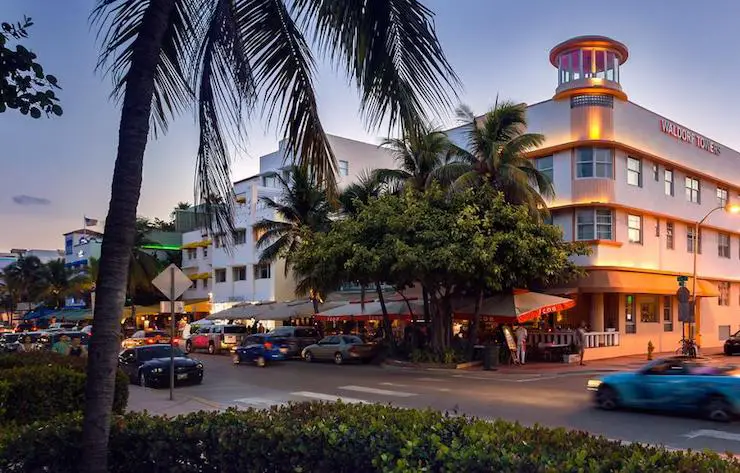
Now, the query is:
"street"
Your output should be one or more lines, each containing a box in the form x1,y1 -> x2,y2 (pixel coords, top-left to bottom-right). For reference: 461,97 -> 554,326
130,353 -> 740,455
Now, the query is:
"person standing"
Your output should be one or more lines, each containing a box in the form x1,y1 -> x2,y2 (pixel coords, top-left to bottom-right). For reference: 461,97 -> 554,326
69,336 -> 87,357
515,324 -> 528,365
575,321 -> 587,366
52,334 -> 71,356
16,335 -> 34,353
257,323 -> 265,334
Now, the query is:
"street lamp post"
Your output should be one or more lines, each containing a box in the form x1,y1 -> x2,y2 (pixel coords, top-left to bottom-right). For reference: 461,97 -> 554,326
691,204 -> 740,345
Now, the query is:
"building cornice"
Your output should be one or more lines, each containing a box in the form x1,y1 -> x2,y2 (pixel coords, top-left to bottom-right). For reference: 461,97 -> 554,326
582,265 -> 740,284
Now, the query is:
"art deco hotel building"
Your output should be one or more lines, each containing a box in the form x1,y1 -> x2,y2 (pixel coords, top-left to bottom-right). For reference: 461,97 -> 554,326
467,36 -> 739,358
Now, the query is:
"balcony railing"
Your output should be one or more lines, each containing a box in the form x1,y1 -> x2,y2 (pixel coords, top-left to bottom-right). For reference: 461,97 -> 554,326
527,330 -> 620,348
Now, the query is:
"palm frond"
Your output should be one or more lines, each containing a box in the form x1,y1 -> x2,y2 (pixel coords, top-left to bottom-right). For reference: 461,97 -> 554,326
295,0 -> 460,132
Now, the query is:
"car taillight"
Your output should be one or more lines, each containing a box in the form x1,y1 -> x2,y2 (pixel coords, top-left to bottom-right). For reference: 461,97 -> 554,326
146,338 -> 155,344
173,337 -> 180,344
264,342 -> 273,349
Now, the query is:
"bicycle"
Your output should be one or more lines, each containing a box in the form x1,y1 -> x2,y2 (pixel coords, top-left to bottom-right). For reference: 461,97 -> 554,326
676,337 -> 698,358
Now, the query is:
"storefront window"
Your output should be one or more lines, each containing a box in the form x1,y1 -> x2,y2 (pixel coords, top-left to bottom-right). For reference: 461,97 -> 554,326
663,296 -> 673,332
625,295 -> 636,333
639,296 -> 658,323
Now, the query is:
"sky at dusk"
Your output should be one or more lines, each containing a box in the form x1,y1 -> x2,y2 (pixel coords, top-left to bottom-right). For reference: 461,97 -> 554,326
2,0 -> 740,251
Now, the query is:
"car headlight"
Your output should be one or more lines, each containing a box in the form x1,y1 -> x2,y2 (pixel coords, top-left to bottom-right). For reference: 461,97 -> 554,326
196,363 -> 203,369
587,379 -> 602,390
151,367 -> 163,374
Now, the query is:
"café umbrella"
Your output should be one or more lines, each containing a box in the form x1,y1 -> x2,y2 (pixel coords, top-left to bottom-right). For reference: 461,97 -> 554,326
315,300 -> 422,322
207,299 -> 345,321
454,290 -> 575,324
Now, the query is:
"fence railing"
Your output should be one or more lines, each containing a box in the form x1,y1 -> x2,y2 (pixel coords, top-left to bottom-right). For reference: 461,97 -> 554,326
527,331 -> 620,348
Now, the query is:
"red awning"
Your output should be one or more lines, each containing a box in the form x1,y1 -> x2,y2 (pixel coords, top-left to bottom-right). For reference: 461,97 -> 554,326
454,291 -> 576,324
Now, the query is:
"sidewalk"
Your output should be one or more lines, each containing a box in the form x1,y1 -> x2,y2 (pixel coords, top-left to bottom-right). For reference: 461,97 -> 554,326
127,385 -> 225,416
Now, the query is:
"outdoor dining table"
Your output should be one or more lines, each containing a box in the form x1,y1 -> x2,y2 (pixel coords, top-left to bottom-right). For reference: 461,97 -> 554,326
537,342 -> 570,362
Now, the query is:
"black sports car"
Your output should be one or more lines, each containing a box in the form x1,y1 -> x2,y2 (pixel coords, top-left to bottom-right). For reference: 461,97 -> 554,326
118,344 -> 204,388
724,330 -> 740,356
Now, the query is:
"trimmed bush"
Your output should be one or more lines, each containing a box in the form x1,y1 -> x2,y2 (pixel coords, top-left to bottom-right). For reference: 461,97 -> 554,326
0,403 -> 737,472
0,352 -> 128,425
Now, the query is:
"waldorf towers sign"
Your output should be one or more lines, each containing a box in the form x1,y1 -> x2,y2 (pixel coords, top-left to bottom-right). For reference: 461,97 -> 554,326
660,119 -> 721,155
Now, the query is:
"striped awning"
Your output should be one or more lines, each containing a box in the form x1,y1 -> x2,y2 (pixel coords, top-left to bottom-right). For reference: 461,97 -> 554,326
181,240 -> 211,249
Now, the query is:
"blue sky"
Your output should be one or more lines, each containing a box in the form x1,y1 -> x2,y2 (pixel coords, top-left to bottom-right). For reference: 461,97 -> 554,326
2,0 -> 740,250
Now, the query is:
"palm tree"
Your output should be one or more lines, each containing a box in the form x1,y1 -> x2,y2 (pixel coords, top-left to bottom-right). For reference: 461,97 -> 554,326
170,201 -> 191,220
339,169 -> 383,216
86,2 -> 457,467
44,259 -> 87,309
1,256 -> 48,309
452,101 -> 554,215
376,124 -> 463,193
254,166 -> 331,273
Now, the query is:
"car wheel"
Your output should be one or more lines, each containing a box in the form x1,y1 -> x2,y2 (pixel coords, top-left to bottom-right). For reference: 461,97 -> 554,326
256,356 -> 266,368
232,353 -> 240,365
304,351 -> 313,363
208,343 -> 215,355
185,341 -> 192,353
139,371 -> 148,388
596,385 -> 619,411
706,395 -> 733,422
334,352 -> 344,365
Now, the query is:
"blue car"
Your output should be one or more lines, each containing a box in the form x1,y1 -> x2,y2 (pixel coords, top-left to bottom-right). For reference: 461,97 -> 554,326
588,356 -> 740,422
232,334 -> 289,367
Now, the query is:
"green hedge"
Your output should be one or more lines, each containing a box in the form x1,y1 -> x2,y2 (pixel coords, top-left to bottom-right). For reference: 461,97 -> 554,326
0,352 -> 128,425
1,403 -> 736,472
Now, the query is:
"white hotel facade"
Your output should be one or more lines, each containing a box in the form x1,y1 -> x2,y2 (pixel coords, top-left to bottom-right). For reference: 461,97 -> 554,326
180,135 -> 394,315
452,35 -> 740,358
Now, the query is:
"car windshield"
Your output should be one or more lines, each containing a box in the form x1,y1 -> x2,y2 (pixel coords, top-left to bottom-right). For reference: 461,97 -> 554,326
138,346 -> 184,361
1,334 -> 20,343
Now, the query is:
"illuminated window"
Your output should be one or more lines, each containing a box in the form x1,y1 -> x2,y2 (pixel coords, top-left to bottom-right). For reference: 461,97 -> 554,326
639,296 -> 659,323
576,147 -> 613,178
685,177 -> 700,204
627,157 -> 641,187
535,155 -> 553,182
627,214 -> 642,244
625,295 -> 636,334
718,233 -> 731,258
718,282 -> 730,306
664,169 -> 674,196
717,187 -> 729,208
666,222 -> 674,250
576,208 -> 612,241
338,160 -> 349,177
232,266 -> 246,281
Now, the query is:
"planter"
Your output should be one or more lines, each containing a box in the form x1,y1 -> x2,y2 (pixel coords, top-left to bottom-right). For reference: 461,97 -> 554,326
562,354 -> 581,364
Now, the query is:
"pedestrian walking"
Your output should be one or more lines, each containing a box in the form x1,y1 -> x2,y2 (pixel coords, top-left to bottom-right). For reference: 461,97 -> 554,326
515,324 -> 528,364
575,321 -> 587,365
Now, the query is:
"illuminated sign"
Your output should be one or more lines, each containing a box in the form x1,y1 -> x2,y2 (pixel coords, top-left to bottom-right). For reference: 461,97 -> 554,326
660,119 -> 720,155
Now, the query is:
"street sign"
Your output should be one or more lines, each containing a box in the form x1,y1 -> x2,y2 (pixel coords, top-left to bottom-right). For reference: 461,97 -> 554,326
152,264 -> 192,300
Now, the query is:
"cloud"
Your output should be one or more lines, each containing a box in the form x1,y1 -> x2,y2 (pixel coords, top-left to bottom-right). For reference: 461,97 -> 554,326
12,195 -> 51,206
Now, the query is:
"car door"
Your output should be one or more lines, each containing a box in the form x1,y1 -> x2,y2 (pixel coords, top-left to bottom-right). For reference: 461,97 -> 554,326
638,360 -> 689,409
317,336 -> 338,359
194,327 -> 210,349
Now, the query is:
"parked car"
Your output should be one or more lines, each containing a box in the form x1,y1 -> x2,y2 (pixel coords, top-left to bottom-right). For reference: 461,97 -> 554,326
36,331 -> 89,351
724,330 -> 740,355
121,330 -> 174,349
232,334 -> 289,367
118,344 -> 203,387
264,326 -> 320,357
0,333 -> 26,352
80,325 -> 93,336
47,322 -> 78,331
186,324 -> 248,354
588,356 -> 740,422
302,335 -> 378,365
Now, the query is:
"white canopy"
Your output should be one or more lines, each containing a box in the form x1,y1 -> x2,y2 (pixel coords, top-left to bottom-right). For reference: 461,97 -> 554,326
207,299 -> 345,321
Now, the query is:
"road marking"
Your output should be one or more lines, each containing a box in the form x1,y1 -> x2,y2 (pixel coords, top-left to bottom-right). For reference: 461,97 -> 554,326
380,382 -> 451,392
233,397 -> 286,408
684,430 -> 740,442
415,377 -> 448,382
291,391 -> 369,404
339,385 -> 418,397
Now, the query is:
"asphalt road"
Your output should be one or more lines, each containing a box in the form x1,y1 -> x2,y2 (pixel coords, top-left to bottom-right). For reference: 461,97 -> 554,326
150,353 -> 740,454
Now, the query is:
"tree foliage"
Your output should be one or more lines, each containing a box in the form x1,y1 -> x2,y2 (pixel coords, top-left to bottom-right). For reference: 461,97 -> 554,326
0,17 -> 62,117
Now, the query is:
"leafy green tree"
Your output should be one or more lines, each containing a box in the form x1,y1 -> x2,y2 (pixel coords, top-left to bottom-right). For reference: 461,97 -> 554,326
43,259 -> 88,309
1,256 -> 49,307
452,101 -> 554,216
0,17 -> 62,117
254,166 -> 331,272
86,0 -> 457,464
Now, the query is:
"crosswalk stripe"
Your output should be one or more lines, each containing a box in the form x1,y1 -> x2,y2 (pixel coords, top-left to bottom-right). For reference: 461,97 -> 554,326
380,382 -> 450,392
684,430 -> 740,442
291,391 -> 370,404
233,397 -> 286,408
339,385 -> 417,397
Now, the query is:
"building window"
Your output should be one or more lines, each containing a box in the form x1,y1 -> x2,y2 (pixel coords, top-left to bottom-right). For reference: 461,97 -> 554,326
625,294 -> 636,333
639,296 -> 659,323
627,214 -> 642,243
262,175 -> 276,188
627,157 -> 641,187
576,147 -> 613,178
338,160 -> 349,177
202,278 -> 208,289
203,246 -> 208,258
663,296 -> 673,332
234,229 -> 247,245
187,248 -> 197,260
718,281 -> 730,306
717,187 -> 729,208
652,164 -> 659,182
666,222 -> 674,250
685,177 -> 700,204
254,263 -> 271,280
655,219 -> 660,237
232,266 -> 246,281
687,226 -> 702,254
535,155 -> 553,182
718,233 -> 731,258
664,169 -> 674,196
214,235 -> 223,249
215,269 -> 226,283
575,208 -> 612,241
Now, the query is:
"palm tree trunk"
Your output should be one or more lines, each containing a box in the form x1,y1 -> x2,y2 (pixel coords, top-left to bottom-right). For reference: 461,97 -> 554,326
422,286 -> 430,323
81,2 -> 176,472
375,281 -> 394,349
